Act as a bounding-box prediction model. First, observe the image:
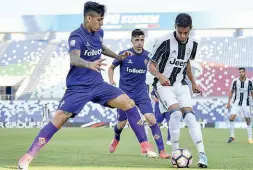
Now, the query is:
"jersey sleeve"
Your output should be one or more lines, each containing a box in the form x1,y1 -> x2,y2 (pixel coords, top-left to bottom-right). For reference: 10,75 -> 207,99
68,35 -> 82,52
112,51 -> 123,67
230,79 -> 236,92
98,29 -> 104,38
112,59 -> 121,67
249,80 -> 253,91
149,38 -> 167,63
190,41 -> 198,60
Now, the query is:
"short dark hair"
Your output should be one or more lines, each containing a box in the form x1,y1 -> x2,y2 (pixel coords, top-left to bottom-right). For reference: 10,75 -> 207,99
131,29 -> 145,38
175,13 -> 192,28
239,67 -> 245,71
83,1 -> 106,17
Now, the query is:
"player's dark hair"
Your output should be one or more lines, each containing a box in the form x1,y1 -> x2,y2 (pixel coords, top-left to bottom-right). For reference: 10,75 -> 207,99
238,67 -> 245,71
83,1 -> 106,17
131,29 -> 145,38
175,13 -> 192,28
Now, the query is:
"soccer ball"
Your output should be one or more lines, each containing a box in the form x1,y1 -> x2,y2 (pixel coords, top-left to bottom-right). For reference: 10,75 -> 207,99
171,148 -> 193,168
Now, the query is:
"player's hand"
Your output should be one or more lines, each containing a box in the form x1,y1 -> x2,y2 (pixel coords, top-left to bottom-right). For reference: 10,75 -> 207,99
118,51 -> 133,60
226,103 -> 231,109
89,58 -> 107,72
192,84 -> 202,95
158,74 -> 171,86
109,80 -> 116,86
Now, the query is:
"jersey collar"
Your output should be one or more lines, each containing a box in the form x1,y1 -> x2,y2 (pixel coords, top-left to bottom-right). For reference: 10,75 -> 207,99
80,24 -> 95,36
131,48 -> 144,56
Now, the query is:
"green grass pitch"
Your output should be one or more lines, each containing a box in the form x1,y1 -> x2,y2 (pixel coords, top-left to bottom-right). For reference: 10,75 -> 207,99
0,128 -> 252,170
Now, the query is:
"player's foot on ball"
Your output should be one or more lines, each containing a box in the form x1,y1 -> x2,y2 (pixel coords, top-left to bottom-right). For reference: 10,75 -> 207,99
166,140 -> 172,145
109,138 -> 119,153
140,141 -> 158,158
248,139 -> 253,144
227,137 -> 235,143
198,152 -> 208,168
159,150 -> 171,159
17,153 -> 33,170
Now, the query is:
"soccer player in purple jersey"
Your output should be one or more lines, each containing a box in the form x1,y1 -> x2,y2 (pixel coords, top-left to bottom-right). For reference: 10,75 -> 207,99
18,2 -> 156,169
108,29 -> 170,159
150,89 -> 171,145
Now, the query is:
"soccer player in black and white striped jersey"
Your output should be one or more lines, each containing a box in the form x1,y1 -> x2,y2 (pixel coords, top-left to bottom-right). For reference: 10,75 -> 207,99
148,13 -> 208,168
226,68 -> 253,144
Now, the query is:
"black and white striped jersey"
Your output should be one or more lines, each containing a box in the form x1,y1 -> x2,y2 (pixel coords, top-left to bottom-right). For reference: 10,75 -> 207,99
150,31 -> 198,86
230,78 -> 253,106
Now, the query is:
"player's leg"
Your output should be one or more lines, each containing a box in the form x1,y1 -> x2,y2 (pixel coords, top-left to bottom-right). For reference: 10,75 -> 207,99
18,110 -> 71,170
18,87 -> 91,169
159,102 -> 171,145
136,97 -> 170,159
94,83 -> 157,157
243,106 -> 253,143
156,84 -> 182,151
163,111 -> 171,145
109,109 -> 127,153
227,105 -> 237,143
178,85 -> 207,168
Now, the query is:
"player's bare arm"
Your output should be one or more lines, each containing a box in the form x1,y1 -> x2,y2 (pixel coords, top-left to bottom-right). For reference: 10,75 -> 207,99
108,64 -> 117,85
186,61 -> 202,94
147,60 -> 170,86
69,49 -> 107,72
102,44 -> 132,60
227,90 -> 233,109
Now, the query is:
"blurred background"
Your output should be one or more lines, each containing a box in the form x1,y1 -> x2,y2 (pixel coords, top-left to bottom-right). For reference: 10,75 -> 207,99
1,0 -> 253,128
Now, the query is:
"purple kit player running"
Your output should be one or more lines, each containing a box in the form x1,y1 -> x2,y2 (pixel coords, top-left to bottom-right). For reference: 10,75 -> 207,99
18,2 -> 155,169
150,89 -> 171,145
108,29 -> 170,159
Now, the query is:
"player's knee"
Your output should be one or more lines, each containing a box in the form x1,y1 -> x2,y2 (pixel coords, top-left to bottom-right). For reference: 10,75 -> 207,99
52,110 -> 71,129
170,109 -> 181,122
144,113 -> 156,126
122,95 -> 135,110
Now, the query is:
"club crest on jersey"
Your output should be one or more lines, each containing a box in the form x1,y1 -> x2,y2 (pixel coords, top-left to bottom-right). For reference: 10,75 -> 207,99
99,36 -> 103,42
144,59 -> 148,65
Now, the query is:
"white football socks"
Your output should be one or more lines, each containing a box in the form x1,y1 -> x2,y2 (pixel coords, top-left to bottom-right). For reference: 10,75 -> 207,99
169,110 -> 182,151
230,121 -> 235,138
184,113 -> 205,154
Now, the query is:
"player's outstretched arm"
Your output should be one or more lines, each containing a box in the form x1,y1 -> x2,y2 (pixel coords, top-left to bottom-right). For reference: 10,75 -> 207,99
69,49 -> 106,72
147,60 -> 170,86
186,61 -> 202,94
108,65 -> 117,85
102,45 -> 131,60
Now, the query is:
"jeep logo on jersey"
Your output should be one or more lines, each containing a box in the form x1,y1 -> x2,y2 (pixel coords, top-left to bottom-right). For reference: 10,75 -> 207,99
169,58 -> 187,68
126,67 -> 146,74
84,49 -> 102,56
